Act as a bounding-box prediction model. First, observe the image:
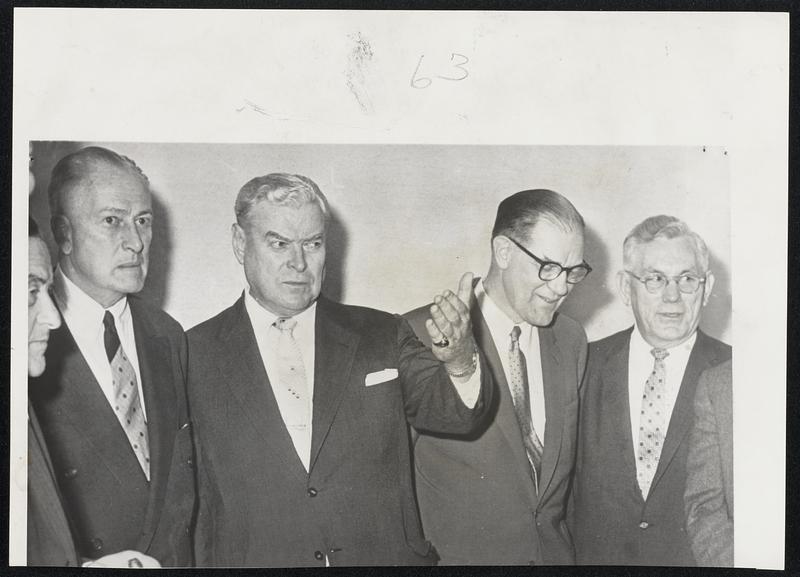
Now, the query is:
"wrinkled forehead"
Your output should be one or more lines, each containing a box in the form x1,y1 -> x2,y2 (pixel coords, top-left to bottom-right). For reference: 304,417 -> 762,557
64,162 -> 151,215
630,235 -> 703,273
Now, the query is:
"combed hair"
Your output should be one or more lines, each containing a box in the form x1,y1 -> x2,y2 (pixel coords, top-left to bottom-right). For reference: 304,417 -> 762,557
491,189 -> 585,241
47,146 -> 150,219
623,215 -> 710,271
234,173 -> 330,225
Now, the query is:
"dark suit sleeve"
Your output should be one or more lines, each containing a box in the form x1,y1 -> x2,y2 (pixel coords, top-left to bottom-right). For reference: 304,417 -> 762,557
684,369 -> 733,567
395,316 -> 492,435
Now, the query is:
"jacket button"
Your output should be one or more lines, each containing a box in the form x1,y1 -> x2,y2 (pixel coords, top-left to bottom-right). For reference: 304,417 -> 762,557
187,458 -> 193,467
90,537 -> 103,551
307,487 -> 318,497
63,468 -> 78,479
314,550 -> 324,560
639,521 -> 649,529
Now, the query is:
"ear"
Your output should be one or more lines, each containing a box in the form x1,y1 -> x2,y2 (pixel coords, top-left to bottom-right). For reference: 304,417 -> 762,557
51,215 -> 73,255
702,271 -> 715,306
492,236 -> 512,270
231,223 -> 246,265
617,270 -> 632,306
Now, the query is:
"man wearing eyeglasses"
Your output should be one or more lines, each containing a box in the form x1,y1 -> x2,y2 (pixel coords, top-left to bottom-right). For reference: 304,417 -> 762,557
570,215 -> 731,566
406,189 -> 590,565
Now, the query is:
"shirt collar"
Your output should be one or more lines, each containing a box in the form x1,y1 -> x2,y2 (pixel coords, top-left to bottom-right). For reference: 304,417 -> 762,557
631,324 -> 697,358
476,278 -> 533,346
54,265 -> 130,329
243,288 -> 317,333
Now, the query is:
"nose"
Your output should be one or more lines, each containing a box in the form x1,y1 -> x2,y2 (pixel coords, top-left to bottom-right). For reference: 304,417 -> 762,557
122,222 -> 144,253
287,244 -> 308,272
546,270 -> 570,297
40,290 -> 61,330
661,278 -> 681,302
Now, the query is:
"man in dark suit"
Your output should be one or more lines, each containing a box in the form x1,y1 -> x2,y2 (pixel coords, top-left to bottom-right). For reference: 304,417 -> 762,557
407,189 -> 590,565
684,359 -> 733,566
571,215 -> 732,566
29,147 -> 194,567
188,173 -> 492,567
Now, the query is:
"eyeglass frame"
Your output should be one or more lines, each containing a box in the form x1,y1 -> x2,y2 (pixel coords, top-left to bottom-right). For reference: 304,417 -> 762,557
624,270 -> 708,295
505,236 -> 592,284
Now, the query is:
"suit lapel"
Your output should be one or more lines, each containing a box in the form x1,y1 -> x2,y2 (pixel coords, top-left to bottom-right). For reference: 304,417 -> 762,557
536,325 -> 565,499
600,331 -> 639,497
309,297 -> 359,473
131,301 -> 176,550
220,296 -> 308,482
46,325 -> 137,484
649,331 -> 721,493
472,306 -> 539,505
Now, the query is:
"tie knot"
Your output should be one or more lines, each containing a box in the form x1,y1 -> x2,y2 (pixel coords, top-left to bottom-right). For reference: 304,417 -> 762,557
274,317 -> 298,333
103,310 -> 115,330
510,325 -> 522,344
651,347 -> 669,361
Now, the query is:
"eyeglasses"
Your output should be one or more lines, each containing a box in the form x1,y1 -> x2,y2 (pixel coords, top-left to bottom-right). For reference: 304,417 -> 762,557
625,271 -> 707,294
506,236 -> 592,284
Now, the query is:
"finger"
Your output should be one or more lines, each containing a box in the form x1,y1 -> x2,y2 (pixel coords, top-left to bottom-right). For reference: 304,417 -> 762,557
457,272 -> 475,307
442,288 -> 470,319
424,318 -> 446,344
430,300 -> 455,336
435,291 -> 463,326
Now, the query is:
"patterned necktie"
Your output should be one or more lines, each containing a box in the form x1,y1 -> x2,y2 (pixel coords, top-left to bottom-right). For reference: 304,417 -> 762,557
636,347 -> 670,499
272,317 -> 311,467
103,311 -> 150,481
508,325 -> 544,493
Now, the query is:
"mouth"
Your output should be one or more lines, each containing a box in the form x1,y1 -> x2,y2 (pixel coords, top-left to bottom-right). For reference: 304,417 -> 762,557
117,262 -> 142,269
658,312 -> 684,321
535,293 -> 561,306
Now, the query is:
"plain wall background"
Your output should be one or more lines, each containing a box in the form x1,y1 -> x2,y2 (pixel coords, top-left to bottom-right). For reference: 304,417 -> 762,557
30,142 -> 731,343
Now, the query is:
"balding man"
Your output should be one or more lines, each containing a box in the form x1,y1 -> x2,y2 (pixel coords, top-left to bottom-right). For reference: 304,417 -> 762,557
29,147 -> 195,566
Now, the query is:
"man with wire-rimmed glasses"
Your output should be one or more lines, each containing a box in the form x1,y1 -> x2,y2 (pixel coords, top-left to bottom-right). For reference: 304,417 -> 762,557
570,215 -> 731,567
406,189 -> 590,565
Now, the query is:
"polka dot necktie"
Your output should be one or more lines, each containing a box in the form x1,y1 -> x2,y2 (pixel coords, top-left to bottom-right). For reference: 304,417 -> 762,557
508,325 -> 544,493
103,311 -> 150,481
636,347 -> 670,499
272,317 -> 311,467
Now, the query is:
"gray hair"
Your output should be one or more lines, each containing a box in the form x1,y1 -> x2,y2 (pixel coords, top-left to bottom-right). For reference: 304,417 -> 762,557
47,146 -> 150,220
234,173 -> 330,225
623,215 -> 710,272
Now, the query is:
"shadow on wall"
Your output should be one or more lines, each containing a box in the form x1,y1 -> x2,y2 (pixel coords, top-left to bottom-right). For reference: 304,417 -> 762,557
703,251 -> 732,344
321,205 -> 349,303
559,224 -> 616,331
137,190 -> 172,312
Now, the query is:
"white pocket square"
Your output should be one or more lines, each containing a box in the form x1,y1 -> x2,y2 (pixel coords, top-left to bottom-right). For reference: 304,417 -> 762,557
365,368 -> 399,387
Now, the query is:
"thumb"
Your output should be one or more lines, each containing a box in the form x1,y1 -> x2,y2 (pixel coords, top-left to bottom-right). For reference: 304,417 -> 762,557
457,272 -> 475,307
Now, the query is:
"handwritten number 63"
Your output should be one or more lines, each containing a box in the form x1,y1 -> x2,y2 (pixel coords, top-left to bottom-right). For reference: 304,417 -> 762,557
411,53 -> 469,89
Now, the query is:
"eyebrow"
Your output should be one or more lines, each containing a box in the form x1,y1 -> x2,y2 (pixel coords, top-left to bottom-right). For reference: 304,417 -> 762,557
28,274 -> 48,285
265,231 -> 324,243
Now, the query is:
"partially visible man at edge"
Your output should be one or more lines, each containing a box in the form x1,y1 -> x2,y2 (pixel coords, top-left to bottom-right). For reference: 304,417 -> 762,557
28,147 -> 194,566
406,189 -> 590,565
570,215 -> 731,566
188,172 -> 493,566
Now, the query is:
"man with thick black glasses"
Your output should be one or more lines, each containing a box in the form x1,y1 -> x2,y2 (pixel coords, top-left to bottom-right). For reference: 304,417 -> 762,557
570,215 -> 731,567
406,189 -> 590,565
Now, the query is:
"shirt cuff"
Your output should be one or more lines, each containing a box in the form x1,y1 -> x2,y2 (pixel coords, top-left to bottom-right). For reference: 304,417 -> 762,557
449,356 -> 482,409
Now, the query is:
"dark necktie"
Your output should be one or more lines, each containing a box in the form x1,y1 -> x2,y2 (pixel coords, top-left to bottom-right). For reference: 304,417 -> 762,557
508,325 -> 544,493
103,311 -> 150,480
635,347 -> 670,498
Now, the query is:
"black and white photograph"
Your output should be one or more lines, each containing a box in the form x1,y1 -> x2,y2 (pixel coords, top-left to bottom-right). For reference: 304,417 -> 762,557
11,9 -> 787,571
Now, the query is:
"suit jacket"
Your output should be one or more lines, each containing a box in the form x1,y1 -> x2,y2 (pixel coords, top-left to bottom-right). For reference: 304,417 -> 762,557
29,296 -> 195,566
570,327 -> 731,566
684,358 -> 733,566
406,299 -> 588,565
27,404 -> 80,566
188,294 -> 492,567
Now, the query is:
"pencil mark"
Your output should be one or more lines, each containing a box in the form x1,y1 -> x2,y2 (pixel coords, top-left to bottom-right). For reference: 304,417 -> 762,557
345,31 -> 374,114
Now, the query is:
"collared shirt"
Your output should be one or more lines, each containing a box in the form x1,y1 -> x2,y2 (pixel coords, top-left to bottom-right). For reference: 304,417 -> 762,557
245,290 -> 317,471
627,327 -> 697,456
476,280 -> 546,438
243,289 -> 482,472
54,267 -> 147,420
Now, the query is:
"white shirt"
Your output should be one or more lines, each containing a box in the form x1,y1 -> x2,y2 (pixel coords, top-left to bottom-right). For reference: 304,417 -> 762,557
627,327 -> 697,456
54,267 -> 147,420
243,289 -> 482,472
476,280 -> 546,438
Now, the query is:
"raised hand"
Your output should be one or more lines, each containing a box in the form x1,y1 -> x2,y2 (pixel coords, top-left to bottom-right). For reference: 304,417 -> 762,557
425,272 -> 478,376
